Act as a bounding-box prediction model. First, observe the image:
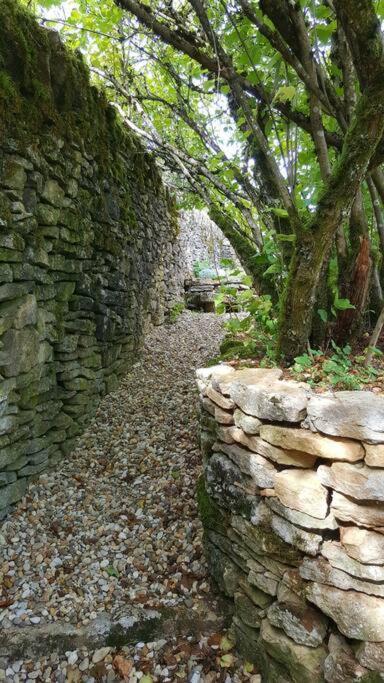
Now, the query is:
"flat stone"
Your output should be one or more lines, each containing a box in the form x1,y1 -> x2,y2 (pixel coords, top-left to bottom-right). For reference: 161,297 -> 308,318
196,364 -> 235,382
247,559 -> 279,596
300,556 -> 384,598
274,469 -> 329,519
266,497 -> 338,531
355,641 -> 384,672
229,429 -> 317,467
331,491 -> 384,529
365,443 -> 384,467
306,391 -> 384,443
259,618 -> 327,683
214,441 -> 276,488
253,501 -> 323,556
340,526 -> 384,565
218,367 -> 283,395
323,634 -> 368,683
322,541 -> 384,581
231,515 -> 301,566
233,408 -> 262,435
260,424 -> 364,462
318,462 -> 384,501
234,591 -> 264,629
230,379 -> 309,422
267,599 -> 328,648
216,426 -> 235,444
307,583 -> 384,641
206,385 -> 235,410
0,478 -> 27,510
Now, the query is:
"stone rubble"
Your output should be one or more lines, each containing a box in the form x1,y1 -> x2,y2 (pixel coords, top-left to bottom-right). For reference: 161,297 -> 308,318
0,313 -> 259,682
197,364 -> 384,681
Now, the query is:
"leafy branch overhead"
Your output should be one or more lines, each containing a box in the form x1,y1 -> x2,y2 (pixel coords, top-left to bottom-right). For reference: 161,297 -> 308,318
30,0 -> 384,361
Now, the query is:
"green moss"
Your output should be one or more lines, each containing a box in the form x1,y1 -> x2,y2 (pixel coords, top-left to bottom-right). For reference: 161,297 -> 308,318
196,475 -> 227,535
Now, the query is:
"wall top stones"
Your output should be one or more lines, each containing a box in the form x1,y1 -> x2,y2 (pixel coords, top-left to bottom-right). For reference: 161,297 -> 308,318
197,363 -> 384,682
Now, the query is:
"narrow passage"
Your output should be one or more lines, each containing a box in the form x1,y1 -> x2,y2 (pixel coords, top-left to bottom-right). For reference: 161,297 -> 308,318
1,313 -> 258,682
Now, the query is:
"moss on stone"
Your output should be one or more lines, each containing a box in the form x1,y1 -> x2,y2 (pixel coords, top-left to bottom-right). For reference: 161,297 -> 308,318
196,475 -> 227,535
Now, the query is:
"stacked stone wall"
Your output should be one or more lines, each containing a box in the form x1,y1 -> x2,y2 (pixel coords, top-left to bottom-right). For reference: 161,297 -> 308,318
0,0 -> 183,516
197,364 -> 384,682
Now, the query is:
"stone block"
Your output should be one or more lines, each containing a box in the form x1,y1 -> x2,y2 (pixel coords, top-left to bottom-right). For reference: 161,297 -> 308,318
300,556 -> 384,598
233,408 -> 262,434
331,491 -> 384,529
230,379 -> 309,422
214,441 -> 276,488
267,599 -> 328,648
340,526 -> 384,565
318,462 -> 384,502
274,469 -> 329,519
307,391 -> 384,443
260,424 -> 364,462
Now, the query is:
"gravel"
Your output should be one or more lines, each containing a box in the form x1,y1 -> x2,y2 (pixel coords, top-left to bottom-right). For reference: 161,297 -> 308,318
0,312 -> 260,681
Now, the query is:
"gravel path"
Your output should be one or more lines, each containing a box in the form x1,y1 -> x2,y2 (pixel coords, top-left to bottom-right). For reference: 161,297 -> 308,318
0,312 -> 260,683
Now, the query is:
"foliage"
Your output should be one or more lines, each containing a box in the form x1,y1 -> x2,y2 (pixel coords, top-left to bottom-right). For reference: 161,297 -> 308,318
292,341 -> 382,390
22,0 -> 384,361
193,259 -> 214,279
168,300 -> 185,323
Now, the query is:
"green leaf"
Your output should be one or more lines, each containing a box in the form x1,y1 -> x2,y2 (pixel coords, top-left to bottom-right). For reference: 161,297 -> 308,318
334,298 -> 355,311
317,308 -> 328,323
274,85 -> 296,103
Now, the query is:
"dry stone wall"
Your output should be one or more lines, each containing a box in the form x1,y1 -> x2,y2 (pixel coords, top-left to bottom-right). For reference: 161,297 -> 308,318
0,0 -> 183,517
197,364 -> 384,682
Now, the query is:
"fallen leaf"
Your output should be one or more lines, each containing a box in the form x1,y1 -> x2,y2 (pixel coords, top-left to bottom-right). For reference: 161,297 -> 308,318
113,655 -> 133,680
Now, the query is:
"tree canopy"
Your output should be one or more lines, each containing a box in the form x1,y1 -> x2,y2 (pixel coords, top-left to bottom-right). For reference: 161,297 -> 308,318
25,0 -> 384,361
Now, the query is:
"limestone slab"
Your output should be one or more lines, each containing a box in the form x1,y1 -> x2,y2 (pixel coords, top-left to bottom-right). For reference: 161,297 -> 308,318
217,367 -> 283,395
214,441 -> 276,488
307,582 -> 384,641
253,501 -> 323,556
322,540 -> 384,581
306,391 -> 384,443
206,384 -> 235,410
266,496 -> 338,531
260,424 -> 364,462
300,556 -> 384,598
323,634 -> 368,683
230,379 -> 309,422
267,599 -> 328,648
331,490 -> 384,529
340,526 -> 384,565
318,462 -> 384,501
230,428 -> 317,467
364,443 -> 384,467
233,408 -> 262,435
355,641 -> 384,672
259,618 -> 327,683
274,469 -> 329,519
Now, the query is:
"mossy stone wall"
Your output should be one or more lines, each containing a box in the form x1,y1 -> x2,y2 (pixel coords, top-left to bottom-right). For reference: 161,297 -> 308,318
0,0 -> 183,516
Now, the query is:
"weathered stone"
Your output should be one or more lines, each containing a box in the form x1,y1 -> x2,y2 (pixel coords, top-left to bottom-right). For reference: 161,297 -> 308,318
274,469 -> 329,519
234,591 -> 264,629
201,397 -> 234,424
238,577 -> 273,609
205,453 -> 258,519
231,515 -> 301,566
300,556 -> 384,598
247,559 -> 280,596
259,619 -> 327,683
365,443 -> 384,467
355,641 -> 384,672
218,367 -> 283,395
216,425 -> 235,444
253,501 -> 323,556
41,179 -> 65,207
267,599 -> 328,648
340,526 -> 384,565
206,385 -> 235,410
229,428 -> 317,467
331,491 -> 384,529
322,541 -> 384,581
0,478 -> 27,509
306,391 -> 384,443
196,364 -> 235,383
318,462 -> 384,501
214,441 -> 276,488
307,583 -> 384,641
266,496 -> 338,530
0,327 -> 40,377
230,379 -> 309,422
324,634 -> 368,683
260,424 -> 364,462
233,408 -> 262,435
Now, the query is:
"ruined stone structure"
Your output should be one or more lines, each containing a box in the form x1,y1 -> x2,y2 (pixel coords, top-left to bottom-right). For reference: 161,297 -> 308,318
0,0 -> 183,516
197,364 -> 384,682
178,209 -> 239,276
